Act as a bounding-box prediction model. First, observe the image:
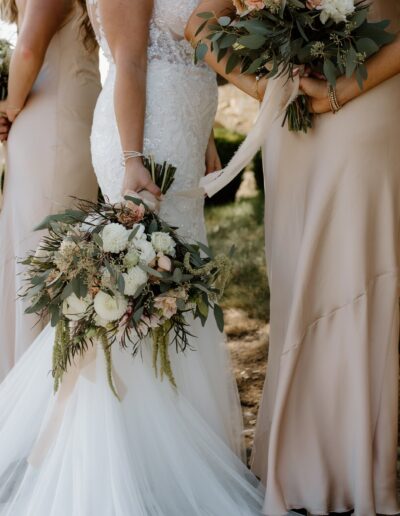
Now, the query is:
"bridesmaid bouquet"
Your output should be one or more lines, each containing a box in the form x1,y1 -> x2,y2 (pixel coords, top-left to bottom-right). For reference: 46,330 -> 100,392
0,38 -> 12,101
196,0 -> 395,132
21,157 -> 232,396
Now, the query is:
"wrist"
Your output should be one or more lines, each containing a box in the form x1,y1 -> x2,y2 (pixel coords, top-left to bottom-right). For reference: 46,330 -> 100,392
336,76 -> 359,107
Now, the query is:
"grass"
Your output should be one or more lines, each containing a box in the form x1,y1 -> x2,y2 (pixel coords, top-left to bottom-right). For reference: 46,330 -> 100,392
205,195 -> 270,322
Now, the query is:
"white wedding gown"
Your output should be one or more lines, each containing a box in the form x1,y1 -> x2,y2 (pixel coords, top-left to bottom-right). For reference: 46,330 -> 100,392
0,1 -> 264,514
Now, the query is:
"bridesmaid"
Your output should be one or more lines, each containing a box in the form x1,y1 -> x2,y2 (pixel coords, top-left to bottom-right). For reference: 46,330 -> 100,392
0,0 -> 101,381
187,1 -> 400,514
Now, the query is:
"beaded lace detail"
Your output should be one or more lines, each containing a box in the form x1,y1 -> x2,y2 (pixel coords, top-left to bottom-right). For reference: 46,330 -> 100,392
88,0 -> 218,243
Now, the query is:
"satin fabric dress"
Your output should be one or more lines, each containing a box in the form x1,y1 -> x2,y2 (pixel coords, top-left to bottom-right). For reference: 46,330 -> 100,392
0,3 -> 101,381
251,2 -> 400,514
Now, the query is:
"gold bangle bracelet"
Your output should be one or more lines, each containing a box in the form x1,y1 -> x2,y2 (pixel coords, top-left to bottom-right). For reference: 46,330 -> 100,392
328,85 -> 342,114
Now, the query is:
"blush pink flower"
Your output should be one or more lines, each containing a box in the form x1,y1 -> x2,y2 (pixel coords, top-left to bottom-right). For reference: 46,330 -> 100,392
154,296 -> 178,319
246,0 -> 266,10
306,0 -> 321,8
157,255 -> 173,272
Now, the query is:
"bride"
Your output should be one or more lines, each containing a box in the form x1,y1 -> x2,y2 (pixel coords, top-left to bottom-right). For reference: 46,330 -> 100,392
0,0 -> 264,514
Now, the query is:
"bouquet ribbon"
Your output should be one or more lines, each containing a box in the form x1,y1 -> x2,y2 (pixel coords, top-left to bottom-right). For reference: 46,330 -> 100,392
175,74 -> 300,199
28,343 -> 127,468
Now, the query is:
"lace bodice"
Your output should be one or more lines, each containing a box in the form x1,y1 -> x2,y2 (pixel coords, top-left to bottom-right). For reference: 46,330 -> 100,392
87,0 -> 204,68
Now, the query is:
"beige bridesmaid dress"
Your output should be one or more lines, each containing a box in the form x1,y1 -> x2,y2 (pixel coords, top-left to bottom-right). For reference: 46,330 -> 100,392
252,2 -> 400,514
0,3 -> 101,381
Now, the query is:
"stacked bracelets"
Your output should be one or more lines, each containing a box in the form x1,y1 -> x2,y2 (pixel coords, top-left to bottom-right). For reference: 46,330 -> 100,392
328,85 -> 342,114
121,150 -> 145,166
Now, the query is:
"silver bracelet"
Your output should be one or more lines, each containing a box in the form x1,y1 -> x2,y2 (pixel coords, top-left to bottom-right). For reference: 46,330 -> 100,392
121,150 -> 145,166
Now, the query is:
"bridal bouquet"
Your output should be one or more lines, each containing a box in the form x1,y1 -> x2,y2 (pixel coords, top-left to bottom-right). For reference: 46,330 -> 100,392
196,0 -> 395,132
21,158 -> 232,397
0,39 -> 12,101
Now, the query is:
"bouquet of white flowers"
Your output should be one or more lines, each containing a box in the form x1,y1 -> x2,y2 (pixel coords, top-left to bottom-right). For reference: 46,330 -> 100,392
21,158 -> 233,396
0,39 -> 12,101
196,0 -> 395,132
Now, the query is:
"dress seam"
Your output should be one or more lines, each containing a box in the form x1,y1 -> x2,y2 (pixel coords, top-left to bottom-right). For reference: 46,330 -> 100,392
281,269 -> 399,357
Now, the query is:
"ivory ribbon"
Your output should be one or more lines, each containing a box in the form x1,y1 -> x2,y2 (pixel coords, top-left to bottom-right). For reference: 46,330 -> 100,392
28,343 -> 126,468
175,74 -> 300,199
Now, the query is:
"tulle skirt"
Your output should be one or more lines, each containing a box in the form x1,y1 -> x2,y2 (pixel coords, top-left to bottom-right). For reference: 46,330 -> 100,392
0,321 -> 264,515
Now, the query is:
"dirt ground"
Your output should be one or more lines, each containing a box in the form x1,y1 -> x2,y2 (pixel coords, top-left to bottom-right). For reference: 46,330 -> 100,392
225,308 -> 269,460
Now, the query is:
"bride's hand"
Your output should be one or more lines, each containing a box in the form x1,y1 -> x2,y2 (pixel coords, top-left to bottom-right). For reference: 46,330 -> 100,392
122,159 -> 162,199
205,133 -> 222,175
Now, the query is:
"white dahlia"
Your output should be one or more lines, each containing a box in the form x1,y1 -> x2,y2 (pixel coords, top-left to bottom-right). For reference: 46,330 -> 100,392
151,232 -> 176,256
134,239 -> 156,264
102,223 -> 130,254
94,291 -> 128,322
318,0 -> 355,24
62,293 -> 91,321
123,266 -> 148,296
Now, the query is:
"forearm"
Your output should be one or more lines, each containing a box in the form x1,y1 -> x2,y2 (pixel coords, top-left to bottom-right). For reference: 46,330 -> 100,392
6,40 -> 47,120
114,59 -> 147,154
338,33 -> 400,105
185,0 -> 259,99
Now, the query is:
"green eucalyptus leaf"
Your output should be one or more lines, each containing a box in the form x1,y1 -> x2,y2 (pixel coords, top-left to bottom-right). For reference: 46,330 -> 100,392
197,11 -> 214,19
323,58 -> 338,86
195,42 -> 208,62
218,16 -> 231,27
237,34 -> 266,50
219,33 -> 237,49
356,38 -> 379,56
213,304 -> 225,332
345,46 -> 358,78
225,52 -> 240,74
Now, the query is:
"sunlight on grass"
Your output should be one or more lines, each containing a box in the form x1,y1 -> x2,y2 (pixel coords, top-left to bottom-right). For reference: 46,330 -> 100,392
205,196 -> 269,322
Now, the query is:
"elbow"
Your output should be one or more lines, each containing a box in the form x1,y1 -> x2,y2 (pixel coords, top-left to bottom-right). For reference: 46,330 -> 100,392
16,42 -> 37,64
15,36 -> 46,67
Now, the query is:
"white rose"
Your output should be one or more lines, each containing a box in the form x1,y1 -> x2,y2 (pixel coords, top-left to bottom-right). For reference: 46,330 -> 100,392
151,232 -> 176,256
62,293 -> 91,321
94,313 -> 111,328
124,248 -> 140,268
123,266 -> 148,296
102,223 -> 130,254
318,0 -> 355,24
134,239 -> 156,264
94,291 -> 128,322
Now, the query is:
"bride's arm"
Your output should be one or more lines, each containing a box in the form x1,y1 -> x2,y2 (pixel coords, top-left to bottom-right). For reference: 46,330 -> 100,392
98,0 -> 160,198
185,0 -> 266,100
2,0 -> 72,122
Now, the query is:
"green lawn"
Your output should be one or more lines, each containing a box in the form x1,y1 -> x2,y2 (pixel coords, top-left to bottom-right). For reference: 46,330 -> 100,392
205,195 -> 270,322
